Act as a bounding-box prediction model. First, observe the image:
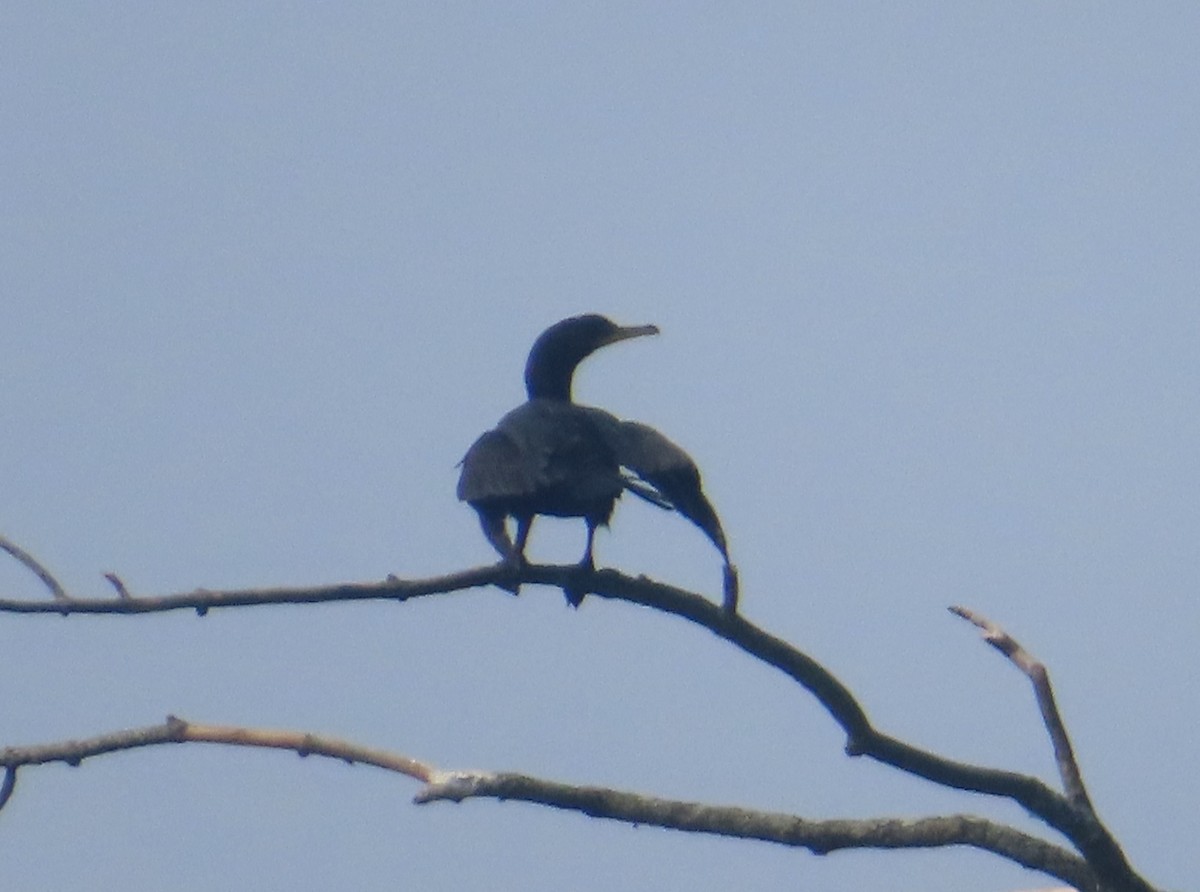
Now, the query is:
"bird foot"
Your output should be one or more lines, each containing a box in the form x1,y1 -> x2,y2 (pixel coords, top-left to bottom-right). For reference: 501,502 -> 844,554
563,558 -> 595,608
496,556 -> 526,595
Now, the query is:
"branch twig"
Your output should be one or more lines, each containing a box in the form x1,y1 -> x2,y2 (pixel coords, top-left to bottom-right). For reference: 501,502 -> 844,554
0,535 -> 69,601
949,606 -> 1091,808
103,573 -> 132,599
947,606 -> 1153,892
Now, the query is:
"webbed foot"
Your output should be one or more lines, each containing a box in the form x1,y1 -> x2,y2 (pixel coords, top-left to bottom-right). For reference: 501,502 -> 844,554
564,556 -> 595,608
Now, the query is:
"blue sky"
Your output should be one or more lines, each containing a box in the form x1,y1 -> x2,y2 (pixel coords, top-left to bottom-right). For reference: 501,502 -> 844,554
2,5 -> 1197,890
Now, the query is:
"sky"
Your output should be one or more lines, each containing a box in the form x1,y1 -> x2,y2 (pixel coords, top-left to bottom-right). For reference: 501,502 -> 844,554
2,5 -> 1197,890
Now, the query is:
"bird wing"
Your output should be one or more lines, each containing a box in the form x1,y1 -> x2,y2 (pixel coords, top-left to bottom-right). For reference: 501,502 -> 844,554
618,421 -> 730,558
458,401 -> 624,509
599,414 -> 740,610
456,429 -> 533,503
583,410 -> 730,560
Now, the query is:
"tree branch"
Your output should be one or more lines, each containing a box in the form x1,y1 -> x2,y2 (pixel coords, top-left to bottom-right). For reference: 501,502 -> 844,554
949,606 -> 1090,809
0,716 -> 432,782
0,547 -> 1158,891
103,572 -> 132,599
0,535 -> 69,601
948,606 -> 1148,892
419,772 -> 1095,889
0,716 -> 1094,890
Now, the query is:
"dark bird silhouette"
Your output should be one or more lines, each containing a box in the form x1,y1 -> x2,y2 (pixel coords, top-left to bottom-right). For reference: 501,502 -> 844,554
457,314 -> 738,610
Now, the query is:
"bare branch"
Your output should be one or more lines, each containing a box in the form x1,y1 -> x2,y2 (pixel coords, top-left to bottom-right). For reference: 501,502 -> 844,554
948,606 -> 1151,892
0,717 -> 1093,890
0,561 -> 1157,890
0,535 -> 69,601
0,716 -> 433,783
103,572 -> 132,599
0,564 -> 505,615
418,772 -> 1095,889
949,606 -> 1090,808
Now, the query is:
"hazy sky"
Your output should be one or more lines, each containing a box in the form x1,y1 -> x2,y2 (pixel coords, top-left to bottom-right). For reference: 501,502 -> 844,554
2,6 -> 1197,890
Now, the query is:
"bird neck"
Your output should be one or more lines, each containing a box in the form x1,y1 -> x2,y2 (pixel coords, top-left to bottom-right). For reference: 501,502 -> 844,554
525,377 -> 574,401
524,346 -> 586,401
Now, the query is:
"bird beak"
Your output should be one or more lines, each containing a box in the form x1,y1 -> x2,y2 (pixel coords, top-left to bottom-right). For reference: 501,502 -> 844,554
603,323 -> 660,346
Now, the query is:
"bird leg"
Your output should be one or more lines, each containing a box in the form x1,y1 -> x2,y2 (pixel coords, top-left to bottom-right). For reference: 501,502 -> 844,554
580,520 -> 598,571
514,516 -> 533,560
564,521 -> 598,608
478,510 -> 523,594
722,562 -> 740,614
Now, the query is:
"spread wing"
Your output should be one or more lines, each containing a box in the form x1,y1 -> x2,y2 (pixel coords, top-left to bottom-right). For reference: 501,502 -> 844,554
578,408 -> 730,554
603,415 -> 739,610
608,420 -> 730,559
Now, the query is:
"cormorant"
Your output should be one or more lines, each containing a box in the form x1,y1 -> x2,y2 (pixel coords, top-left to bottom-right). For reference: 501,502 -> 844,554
457,314 -> 738,610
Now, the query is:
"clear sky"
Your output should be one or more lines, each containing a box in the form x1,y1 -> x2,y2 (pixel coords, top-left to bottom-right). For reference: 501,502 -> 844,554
2,5 -> 1196,890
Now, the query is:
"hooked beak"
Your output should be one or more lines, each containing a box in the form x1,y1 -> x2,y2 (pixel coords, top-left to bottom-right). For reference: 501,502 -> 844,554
602,323 -> 660,346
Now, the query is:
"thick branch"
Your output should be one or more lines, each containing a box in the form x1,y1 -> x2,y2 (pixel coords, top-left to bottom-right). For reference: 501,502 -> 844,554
420,773 -> 1093,888
581,571 -> 1153,892
0,717 -> 1093,890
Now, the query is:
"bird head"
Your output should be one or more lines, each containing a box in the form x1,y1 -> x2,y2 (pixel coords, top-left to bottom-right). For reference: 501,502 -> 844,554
524,314 -> 659,401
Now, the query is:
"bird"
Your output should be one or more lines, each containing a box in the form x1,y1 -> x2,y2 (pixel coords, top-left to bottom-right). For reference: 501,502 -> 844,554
457,313 -> 739,610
